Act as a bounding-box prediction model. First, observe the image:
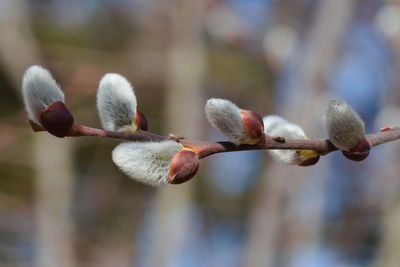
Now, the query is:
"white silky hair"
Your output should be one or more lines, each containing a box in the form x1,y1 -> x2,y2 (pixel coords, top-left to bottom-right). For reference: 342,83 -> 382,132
263,115 -> 307,165
97,73 -> 137,132
22,65 -> 64,124
205,98 -> 247,145
325,99 -> 365,151
112,141 -> 182,186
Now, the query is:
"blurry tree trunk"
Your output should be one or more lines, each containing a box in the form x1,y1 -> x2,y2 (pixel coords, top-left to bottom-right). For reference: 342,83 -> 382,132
0,1 -> 75,266
146,1 -> 206,266
34,136 -> 75,267
374,98 -> 400,266
375,152 -> 400,267
244,1 -> 355,266
0,0 -> 41,82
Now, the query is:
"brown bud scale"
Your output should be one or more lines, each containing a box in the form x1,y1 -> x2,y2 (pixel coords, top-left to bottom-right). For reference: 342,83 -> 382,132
39,101 -> 74,138
240,110 -> 265,143
342,150 -> 369,161
342,138 -> 370,161
136,108 -> 148,131
168,150 -> 199,184
350,138 -> 370,153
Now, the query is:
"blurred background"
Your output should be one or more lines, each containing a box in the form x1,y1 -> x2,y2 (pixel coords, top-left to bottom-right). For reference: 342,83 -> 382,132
1,0 -> 400,266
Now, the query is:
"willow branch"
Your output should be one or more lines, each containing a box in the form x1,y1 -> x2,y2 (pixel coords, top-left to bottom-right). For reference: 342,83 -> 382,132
65,123 -> 400,159
69,124 -> 167,142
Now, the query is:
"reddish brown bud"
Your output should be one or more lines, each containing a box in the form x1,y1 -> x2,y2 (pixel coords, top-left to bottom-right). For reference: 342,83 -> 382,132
136,108 -> 148,131
168,150 -> 199,184
342,150 -> 369,161
240,110 -> 265,143
342,138 -> 370,161
351,138 -> 371,153
272,136 -> 286,143
298,156 -> 320,166
380,126 -> 395,132
39,101 -> 74,138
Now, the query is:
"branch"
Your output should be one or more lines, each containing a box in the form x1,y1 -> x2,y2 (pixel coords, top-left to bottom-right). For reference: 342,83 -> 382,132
65,122 -> 400,159
69,124 -> 167,142
22,66 -> 399,185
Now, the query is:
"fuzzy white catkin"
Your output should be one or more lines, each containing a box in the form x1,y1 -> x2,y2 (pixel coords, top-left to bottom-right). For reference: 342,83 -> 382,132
22,65 -> 64,124
112,141 -> 182,186
97,73 -> 137,132
205,98 -> 248,145
263,115 -> 307,165
325,99 -> 365,151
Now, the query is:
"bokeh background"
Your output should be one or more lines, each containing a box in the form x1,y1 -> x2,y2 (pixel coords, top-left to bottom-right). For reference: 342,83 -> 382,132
1,0 -> 400,266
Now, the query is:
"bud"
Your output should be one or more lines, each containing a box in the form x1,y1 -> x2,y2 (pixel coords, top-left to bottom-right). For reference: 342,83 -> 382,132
22,65 -> 65,126
168,150 -> 199,184
341,138 -> 370,161
39,101 -> 74,138
112,141 -> 182,186
205,98 -> 264,145
263,115 -> 320,165
97,73 -> 144,132
325,99 -> 370,160
135,108 -> 148,131
380,126 -> 395,132
240,110 -> 265,143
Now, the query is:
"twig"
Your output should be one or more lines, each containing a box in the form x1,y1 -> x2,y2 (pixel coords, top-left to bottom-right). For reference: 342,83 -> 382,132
69,124 -> 167,142
65,123 -> 400,159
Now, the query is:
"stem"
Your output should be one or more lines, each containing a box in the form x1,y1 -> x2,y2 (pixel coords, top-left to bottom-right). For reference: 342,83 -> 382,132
181,138 -> 337,159
62,123 -> 400,160
68,124 -> 167,142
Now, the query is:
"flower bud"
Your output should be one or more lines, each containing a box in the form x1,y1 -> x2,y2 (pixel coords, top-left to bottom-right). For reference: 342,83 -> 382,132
341,138 -> 370,161
205,98 -> 264,145
112,141 -> 182,186
263,115 -> 320,166
168,150 -> 199,184
39,101 -> 74,137
135,108 -> 148,131
97,73 -> 139,132
325,99 -> 370,161
240,110 -> 265,144
22,65 -> 65,126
